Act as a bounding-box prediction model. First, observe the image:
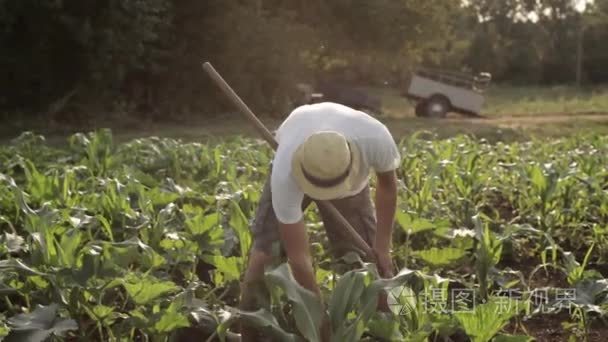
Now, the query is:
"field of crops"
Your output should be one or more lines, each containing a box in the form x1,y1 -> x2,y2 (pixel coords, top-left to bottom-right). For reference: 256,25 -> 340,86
1,129 -> 607,342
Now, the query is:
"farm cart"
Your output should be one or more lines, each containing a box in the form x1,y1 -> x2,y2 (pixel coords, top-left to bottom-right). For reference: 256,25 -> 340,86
403,67 -> 492,118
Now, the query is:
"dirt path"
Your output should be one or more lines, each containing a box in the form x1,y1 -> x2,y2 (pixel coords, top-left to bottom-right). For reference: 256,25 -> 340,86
475,111 -> 608,127
2,110 -> 607,146
384,110 -> 608,125
375,110 -> 608,140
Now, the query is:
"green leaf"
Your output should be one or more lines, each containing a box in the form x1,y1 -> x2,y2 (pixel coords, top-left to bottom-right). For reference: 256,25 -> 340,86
396,212 -> 436,235
0,259 -> 47,277
154,301 -> 190,333
474,216 -> 503,300
122,274 -> 179,305
100,240 -> 140,269
315,268 -> 333,288
566,243 -> 595,285
0,279 -> 17,296
91,305 -> 114,321
429,314 -> 460,340
0,313 -> 9,339
570,278 -> 608,313
186,209 -> 220,236
214,148 -> 222,176
128,308 -> 150,329
387,285 -> 422,324
414,247 -> 468,267
336,267 -> 417,341
455,297 -> 525,342
366,312 -> 404,341
202,255 -> 243,286
220,308 -> 302,342
159,234 -> 199,263
0,326 -> 8,339
101,238 -> 166,270
27,276 -> 49,290
530,164 -> 547,192
264,263 -> 324,342
4,303 -> 78,342
55,229 -> 82,267
183,205 -> 224,251
70,246 -> 104,286
230,201 -> 252,260
96,215 -> 113,241
328,270 -> 368,332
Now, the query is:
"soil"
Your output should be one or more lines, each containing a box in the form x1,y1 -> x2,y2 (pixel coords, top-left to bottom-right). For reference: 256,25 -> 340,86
461,111 -> 608,129
3,109 -> 608,147
504,311 -> 608,342
497,252 -> 608,341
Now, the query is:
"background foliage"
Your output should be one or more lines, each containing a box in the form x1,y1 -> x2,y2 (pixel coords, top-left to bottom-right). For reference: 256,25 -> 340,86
0,0 -> 607,122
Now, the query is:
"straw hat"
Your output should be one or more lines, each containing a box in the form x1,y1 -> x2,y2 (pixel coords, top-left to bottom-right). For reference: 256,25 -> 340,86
291,131 -> 361,200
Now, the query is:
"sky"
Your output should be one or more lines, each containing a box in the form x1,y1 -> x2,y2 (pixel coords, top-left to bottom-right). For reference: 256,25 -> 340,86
522,0 -> 595,22
574,0 -> 594,12
461,0 -> 595,21
460,0 -> 594,10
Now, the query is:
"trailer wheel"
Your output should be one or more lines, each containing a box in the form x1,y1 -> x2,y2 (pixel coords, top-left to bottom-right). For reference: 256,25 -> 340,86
414,101 -> 426,117
425,95 -> 450,118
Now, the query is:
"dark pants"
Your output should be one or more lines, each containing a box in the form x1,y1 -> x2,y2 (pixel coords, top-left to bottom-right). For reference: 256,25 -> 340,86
250,175 -> 377,259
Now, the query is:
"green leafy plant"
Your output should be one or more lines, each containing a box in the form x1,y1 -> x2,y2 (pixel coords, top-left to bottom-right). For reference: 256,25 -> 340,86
1,131 -> 607,340
4,303 -> 78,342
455,296 -> 526,342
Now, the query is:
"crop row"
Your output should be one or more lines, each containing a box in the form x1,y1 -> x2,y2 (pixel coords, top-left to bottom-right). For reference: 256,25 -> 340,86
1,130 -> 607,341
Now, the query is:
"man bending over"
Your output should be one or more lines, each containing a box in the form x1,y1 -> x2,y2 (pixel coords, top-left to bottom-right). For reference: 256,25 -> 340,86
239,102 -> 401,341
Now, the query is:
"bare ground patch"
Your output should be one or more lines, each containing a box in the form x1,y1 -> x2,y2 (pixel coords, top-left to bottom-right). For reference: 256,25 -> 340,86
2,110 -> 607,146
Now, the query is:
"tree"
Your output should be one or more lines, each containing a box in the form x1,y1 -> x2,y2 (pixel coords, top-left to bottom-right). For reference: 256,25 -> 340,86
0,0 -> 172,119
460,0 -> 608,85
574,0 -> 608,86
1,0 -> 464,120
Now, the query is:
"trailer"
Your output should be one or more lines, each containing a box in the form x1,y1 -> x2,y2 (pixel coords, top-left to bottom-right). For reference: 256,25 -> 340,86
403,68 -> 492,118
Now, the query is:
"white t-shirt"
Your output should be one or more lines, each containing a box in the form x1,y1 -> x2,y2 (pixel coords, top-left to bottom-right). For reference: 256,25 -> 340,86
270,102 -> 401,224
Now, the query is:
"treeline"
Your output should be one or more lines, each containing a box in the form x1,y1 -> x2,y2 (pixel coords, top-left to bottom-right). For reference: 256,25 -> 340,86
461,0 -> 608,85
0,0 -> 606,123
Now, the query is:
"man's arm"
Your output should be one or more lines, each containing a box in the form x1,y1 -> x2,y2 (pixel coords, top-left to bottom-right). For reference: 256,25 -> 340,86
373,169 -> 398,277
278,220 -> 331,341
278,221 -> 321,297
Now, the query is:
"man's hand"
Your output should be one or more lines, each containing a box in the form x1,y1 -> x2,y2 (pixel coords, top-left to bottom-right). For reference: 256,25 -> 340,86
375,249 -> 394,278
374,248 -> 394,312
278,220 -> 319,296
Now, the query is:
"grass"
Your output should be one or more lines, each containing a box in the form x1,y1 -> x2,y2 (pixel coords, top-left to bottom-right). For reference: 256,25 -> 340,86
371,84 -> 608,117
1,85 -> 607,146
482,85 -> 608,115
364,84 -> 608,141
